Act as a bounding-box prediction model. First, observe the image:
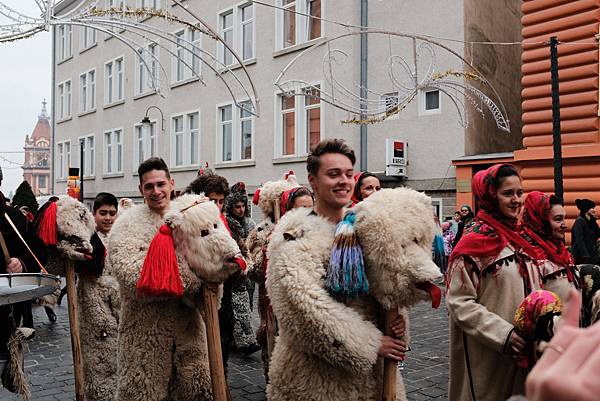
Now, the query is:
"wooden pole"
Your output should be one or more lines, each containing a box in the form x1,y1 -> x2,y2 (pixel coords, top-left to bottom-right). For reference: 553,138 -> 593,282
65,261 -> 85,401
202,282 -> 228,401
382,309 -> 399,401
549,36 -> 564,202
0,230 -> 11,265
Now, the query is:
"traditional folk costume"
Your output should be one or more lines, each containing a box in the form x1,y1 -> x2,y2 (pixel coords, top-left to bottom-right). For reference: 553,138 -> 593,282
447,165 -> 543,401
76,231 -> 121,401
224,183 -> 259,354
107,204 -> 213,401
520,191 -> 578,304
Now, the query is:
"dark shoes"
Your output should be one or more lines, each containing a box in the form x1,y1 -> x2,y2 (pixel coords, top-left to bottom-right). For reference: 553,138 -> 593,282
239,343 -> 261,356
44,306 -> 57,323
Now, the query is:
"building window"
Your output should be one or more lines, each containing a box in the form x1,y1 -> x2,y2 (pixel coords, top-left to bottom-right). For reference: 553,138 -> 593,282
105,57 -> 124,104
104,129 -> 123,174
217,3 -> 254,67
139,0 -> 162,9
172,28 -> 201,83
276,85 -> 321,157
57,141 -> 71,179
171,111 -> 200,167
278,0 -> 320,49
57,25 -> 73,61
80,135 -> 95,176
79,69 -> 96,113
134,122 -> 157,167
216,101 -> 254,163
58,80 -> 72,120
81,26 -> 97,50
38,175 -> 46,189
381,92 -> 399,120
136,42 -> 159,95
419,89 -> 441,115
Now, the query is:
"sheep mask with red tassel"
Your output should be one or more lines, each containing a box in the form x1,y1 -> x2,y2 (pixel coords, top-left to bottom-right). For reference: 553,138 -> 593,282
136,193 -> 244,298
34,196 -> 96,274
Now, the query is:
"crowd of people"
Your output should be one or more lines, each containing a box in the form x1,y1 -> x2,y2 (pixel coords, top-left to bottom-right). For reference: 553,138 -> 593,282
1,140 -> 600,401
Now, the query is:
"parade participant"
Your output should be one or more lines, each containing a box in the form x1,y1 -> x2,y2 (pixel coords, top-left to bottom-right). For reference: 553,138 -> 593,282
571,198 -> 600,266
223,182 -> 260,356
520,191 -> 578,303
280,186 -> 314,214
0,166 -> 47,397
350,171 -> 380,206
266,139 -> 408,401
185,172 -> 248,371
452,204 -> 475,247
447,164 -> 543,401
107,158 -> 213,401
76,192 -> 121,401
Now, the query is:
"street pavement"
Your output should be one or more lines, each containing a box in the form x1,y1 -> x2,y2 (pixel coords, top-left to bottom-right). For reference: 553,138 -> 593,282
0,294 -> 449,401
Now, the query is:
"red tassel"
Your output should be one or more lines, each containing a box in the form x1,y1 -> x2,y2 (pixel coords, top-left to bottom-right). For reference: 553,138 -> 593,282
220,214 -> 232,235
136,224 -> 183,298
252,188 -> 261,205
37,201 -> 58,246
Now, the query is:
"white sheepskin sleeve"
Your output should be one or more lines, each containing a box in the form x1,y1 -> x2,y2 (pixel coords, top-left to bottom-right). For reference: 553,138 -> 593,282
267,208 -> 383,374
106,204 -> 202,301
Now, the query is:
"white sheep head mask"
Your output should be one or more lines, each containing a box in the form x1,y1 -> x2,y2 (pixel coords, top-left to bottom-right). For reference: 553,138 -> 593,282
166,194 -> 242,283
353,188 -> 443,310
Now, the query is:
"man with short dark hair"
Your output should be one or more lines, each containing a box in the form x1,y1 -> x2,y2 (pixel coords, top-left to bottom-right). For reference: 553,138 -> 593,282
267,139 -> 407,400
93,192 -> 118,236
107,157 -> 213,401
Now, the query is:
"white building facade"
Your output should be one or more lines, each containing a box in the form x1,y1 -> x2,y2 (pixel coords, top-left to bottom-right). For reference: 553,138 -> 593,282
52,0 -> 465,218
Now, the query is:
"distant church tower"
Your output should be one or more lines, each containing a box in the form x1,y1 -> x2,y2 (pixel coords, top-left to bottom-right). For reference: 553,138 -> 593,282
22,100 -> 51,196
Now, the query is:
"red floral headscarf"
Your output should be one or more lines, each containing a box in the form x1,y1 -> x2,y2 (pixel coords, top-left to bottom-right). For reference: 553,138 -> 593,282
449,164 -> 542,266
520,191 -> 573,267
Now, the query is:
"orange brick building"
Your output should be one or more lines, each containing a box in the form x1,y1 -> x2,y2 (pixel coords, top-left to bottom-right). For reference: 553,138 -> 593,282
22,101 -> 51,196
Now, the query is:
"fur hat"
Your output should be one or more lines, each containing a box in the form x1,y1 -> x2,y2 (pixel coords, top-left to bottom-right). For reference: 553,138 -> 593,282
576,198 -> 596,215
225,182 -> 250,217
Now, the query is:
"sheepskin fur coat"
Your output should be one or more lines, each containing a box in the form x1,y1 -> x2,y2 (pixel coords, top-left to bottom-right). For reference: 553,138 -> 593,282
77,232 -> 121,401
107,204 -> 212,401
266,208 -> 406,401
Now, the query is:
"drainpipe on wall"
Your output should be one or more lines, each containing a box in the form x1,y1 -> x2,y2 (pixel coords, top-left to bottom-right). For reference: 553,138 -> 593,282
50,26 -> 56,195
360,0 -> 368,171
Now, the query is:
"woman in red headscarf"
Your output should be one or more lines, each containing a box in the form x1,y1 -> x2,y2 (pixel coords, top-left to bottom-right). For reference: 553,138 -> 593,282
447,164 -> 543,401
350,172 -> 380,207
520,191 -> 578,303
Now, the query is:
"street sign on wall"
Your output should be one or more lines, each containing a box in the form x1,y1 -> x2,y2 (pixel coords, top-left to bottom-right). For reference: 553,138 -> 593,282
385,139 -> 408,177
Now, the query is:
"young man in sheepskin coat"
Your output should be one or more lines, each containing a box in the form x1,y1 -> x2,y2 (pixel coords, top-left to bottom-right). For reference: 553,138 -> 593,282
266,139 -> 408,401
76,192 -> 120,401
107,158 -> 213,401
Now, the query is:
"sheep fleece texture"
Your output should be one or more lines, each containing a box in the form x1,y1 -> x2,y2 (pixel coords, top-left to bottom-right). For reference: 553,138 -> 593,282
107,204 -> 212,401
266,208 -> 406,401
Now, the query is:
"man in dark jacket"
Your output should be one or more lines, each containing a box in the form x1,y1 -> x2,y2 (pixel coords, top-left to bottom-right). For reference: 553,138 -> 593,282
0,168 -> 47,391
572,198 -> 600,265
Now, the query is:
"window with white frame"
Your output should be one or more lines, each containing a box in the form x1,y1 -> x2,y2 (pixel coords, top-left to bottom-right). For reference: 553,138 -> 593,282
105,0 -> 124,35
172,28 -> 201,83
276,85 -> 321,156
381,92 -> 399,120
38,175 -> 47,189
219,105 -> 233,162
278,0 -> 320,49
104,129 -> 123,174
81,26 -> 97,50
134,121 -> 157,167
57,80 -> 72,120
170,111 -> 200,167
79,135 -> 95,176
136,42 -> 159,95
57,25 -> 73,61
56,141 -> 71,179
217,102 -> 254,163
105,57 -> 124,104
218,3 -> 255,66
139,0 -> 162,9
240,101 -> 253,160
79,69 -> 96,113
419,89 -> 441,115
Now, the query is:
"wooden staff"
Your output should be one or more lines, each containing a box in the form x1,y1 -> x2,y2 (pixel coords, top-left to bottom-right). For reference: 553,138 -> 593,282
0,230 -> 11,265
65,260 -> 85,401
382,308 -> 399,401
202,282 -> 228,401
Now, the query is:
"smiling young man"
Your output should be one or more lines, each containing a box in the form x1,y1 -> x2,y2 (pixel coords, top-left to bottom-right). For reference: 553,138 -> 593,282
266,139 -> 408,401
107,157 -> 212,401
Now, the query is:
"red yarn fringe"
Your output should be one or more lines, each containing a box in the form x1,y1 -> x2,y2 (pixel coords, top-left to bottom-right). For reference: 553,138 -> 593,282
136,224 -> 183,298
37,201 -> 58,246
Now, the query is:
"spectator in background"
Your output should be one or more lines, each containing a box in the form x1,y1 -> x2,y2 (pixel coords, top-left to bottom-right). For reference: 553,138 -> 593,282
453,204 -> 475,247
571,198 -> 600,265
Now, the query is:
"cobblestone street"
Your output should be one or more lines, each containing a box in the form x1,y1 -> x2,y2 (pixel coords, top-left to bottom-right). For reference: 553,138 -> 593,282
1,294 -> 449,401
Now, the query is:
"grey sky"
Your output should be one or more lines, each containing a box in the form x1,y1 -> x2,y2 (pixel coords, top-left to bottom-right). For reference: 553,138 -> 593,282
0,1 -> 51,197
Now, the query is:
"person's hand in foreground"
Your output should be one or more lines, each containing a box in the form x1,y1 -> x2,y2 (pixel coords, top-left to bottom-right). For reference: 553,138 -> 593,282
526,289 -> 600,401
